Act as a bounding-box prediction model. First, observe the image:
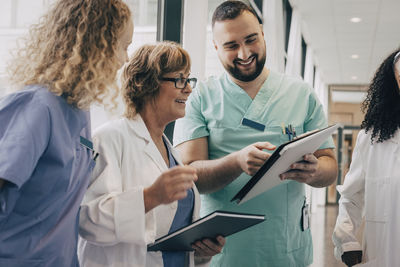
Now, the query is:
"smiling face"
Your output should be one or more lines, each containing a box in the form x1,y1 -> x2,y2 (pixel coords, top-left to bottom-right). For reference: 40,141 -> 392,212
152,70 -> 193,123
213,11 -> 266,82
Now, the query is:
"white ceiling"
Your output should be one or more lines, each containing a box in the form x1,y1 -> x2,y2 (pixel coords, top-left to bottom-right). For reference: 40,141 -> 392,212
294,0 -> 400,85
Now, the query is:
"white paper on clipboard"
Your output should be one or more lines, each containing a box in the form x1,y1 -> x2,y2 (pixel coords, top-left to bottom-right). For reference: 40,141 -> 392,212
231,124 -> 340,205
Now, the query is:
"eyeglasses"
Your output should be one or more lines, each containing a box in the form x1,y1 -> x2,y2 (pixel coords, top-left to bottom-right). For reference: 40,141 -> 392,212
160,77 -> 197,89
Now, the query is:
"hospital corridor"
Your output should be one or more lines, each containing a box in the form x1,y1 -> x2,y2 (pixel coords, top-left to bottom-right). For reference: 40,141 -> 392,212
0,0 -> 399,267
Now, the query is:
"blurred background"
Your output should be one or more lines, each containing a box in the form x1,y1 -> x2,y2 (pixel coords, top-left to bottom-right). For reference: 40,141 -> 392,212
1,0 -> 399,266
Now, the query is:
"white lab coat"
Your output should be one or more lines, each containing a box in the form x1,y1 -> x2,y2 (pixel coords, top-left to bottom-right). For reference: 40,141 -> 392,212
78,115 -> 201,267
332,130 -> 400,267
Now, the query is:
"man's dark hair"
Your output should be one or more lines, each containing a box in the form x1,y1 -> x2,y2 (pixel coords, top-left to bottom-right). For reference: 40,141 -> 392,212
361,48 -> 400,143
212,0 -> 262,28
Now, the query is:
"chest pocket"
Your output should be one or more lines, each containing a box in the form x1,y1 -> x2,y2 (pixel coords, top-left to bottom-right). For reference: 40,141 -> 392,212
266,124 -> 305,145
365,176 -> 390,222
67,140 -> 95,192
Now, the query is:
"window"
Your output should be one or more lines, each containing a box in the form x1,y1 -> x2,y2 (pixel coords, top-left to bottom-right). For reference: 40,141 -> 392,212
205,0 -> 225,77
126,0 -> 158,27
125,0 -> 158,55
0,0 -> 54,96
313,65 -> 316,87
301,36 -> 307,78
282,0 -> 292,66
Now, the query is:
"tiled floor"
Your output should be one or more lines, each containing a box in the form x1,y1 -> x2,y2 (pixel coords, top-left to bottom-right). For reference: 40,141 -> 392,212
310,205 -> 347,267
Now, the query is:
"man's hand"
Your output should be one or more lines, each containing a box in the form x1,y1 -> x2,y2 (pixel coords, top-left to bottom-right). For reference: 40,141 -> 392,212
279,148 -> 337,187
279,153 -> 319,183
341,250 -> 362,267
235,142 -> 276,176
192,235 -> 225,258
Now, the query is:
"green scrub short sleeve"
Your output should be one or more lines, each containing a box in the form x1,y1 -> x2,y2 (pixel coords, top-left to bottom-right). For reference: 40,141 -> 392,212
173,87 -> 209,146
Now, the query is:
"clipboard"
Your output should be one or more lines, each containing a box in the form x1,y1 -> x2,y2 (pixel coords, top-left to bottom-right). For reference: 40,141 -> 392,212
231,124 -> 340,205
147,211 -> 265,251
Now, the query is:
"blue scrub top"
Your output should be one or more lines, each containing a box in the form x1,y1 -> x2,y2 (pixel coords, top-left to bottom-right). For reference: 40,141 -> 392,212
162,137 -> 194,267
0,86 -> 95,266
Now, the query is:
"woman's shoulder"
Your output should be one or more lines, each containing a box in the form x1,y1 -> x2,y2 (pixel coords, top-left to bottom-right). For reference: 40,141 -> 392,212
0,85 -> 59,123
92,117 -> 149,159
93,117 -> 146,144
2,85 -> 46,104
354,130 -> 371,148
3,85 -> 75,115
93,118 -> 128,139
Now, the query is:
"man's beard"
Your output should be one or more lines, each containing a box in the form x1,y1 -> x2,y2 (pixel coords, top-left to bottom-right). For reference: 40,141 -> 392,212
225,54 -> 266,82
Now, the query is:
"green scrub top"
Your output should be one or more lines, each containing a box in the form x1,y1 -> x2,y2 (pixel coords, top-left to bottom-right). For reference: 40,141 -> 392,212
174,70 -> 334,267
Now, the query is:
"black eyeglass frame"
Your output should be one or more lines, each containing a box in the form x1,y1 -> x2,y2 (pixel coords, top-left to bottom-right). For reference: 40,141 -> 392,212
160,77 -> 197,89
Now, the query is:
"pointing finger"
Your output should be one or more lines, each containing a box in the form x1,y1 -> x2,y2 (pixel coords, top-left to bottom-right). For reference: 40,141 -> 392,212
254,141 -> 276,151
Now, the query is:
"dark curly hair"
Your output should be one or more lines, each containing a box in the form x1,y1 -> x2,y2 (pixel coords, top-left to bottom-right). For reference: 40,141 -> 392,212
361,48 -> 400,143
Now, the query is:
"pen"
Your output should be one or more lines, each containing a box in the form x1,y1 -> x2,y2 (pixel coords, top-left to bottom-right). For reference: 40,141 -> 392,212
281,122 -> 286,134
285,127 -> 292,141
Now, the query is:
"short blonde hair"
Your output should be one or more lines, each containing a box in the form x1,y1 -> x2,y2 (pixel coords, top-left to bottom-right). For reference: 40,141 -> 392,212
122,41 -> 191,118
8,0 -> 131,109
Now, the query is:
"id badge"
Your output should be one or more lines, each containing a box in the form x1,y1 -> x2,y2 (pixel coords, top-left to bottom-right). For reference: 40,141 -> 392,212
80,136 -> 99,161
301,203 -> 310,231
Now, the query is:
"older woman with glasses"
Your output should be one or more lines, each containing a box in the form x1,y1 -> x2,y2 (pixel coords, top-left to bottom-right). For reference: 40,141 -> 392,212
78,41 -> 225,267
332,48 -> 400,267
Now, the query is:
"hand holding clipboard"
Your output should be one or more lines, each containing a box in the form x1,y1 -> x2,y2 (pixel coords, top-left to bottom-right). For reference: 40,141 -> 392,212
231,124 -> 340,204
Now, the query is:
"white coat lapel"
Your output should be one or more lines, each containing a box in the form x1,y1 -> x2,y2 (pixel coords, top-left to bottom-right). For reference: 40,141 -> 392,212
143,140 -> 168,173
126,115 -> 168,173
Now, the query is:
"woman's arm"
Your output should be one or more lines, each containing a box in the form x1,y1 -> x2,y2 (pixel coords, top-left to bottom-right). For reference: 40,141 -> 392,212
79,130 -> 197,246
79,131 -> 152,246
332,132 -> 368,260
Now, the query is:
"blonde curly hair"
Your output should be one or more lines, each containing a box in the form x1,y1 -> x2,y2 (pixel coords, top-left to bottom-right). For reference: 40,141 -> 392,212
122,41 -> 191,119
7,0 -> 131,109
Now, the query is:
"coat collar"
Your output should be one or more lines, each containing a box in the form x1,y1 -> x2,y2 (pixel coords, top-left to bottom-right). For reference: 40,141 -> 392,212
124,115 -> 182,171
123,115 -> 200,221
124,114 -> 152,142
390,129 -> 400,144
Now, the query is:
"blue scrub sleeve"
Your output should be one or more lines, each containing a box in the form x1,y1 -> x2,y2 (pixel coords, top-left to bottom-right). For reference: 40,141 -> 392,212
305,90 -> 335,149
0,91 -> 51,188
173,87 -> 209,146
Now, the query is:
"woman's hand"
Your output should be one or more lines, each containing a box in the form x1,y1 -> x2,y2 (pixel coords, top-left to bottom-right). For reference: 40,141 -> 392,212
192,235 -> 225,258
144,166 -> 197,212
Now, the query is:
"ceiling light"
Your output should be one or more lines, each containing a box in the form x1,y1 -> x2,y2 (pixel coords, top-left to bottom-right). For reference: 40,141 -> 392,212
351,76 -> 358,80
350,17 -> 362,23
351,54 -> 359,59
